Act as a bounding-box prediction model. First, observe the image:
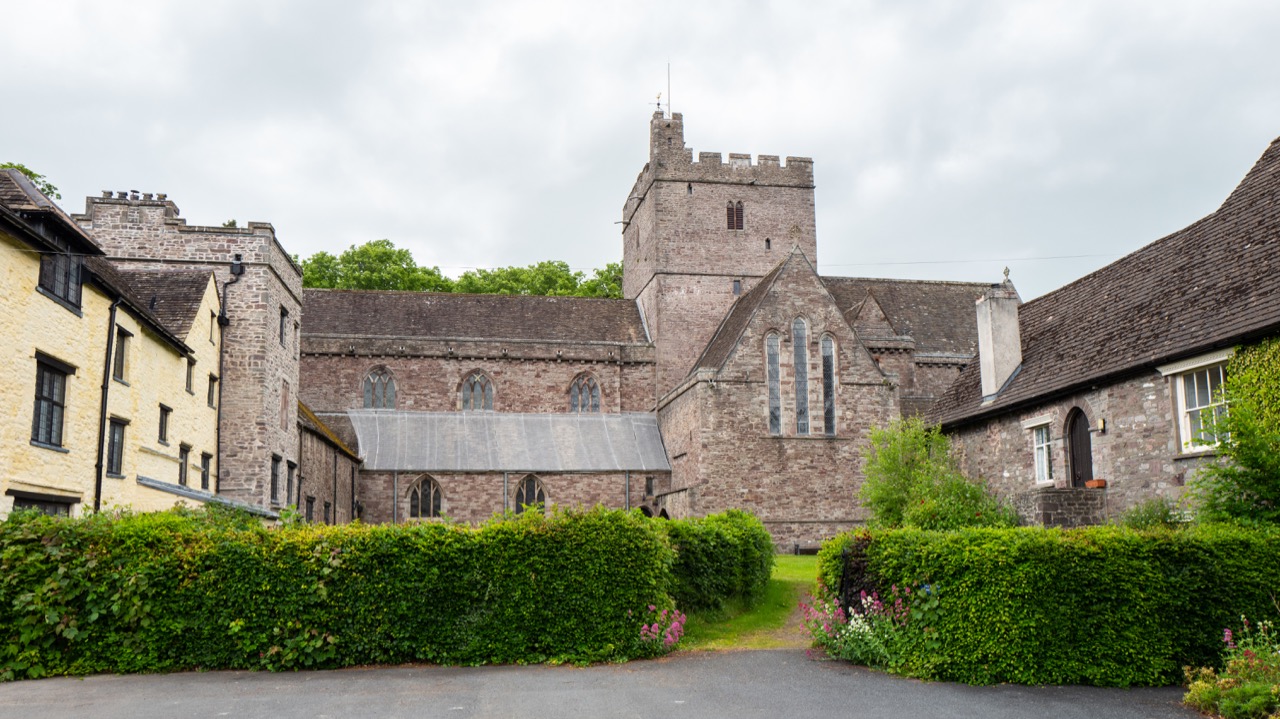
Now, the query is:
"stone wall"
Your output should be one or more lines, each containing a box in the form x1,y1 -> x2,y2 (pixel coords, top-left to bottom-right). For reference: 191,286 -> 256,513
297,426 -> 359,524
74,192 -> 302,511
949,370 -> 1214,521
1012,487 -> 1107,528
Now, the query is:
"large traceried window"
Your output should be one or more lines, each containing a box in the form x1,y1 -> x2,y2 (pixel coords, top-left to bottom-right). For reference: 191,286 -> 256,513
1033,425 -> 1054,484
410,476 -> 443,519
461,372 -> 494,411
569,375 -> 601,413
514,475 -> 545,513
766,333 -> 781,435
363,369 -> 396,409
792,318 -> 809,435
1180,364 -> 1228,450
821,335 -> 836,436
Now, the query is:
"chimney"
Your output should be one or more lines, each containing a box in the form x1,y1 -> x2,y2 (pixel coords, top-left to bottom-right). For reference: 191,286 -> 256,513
976,269 -> 1022,400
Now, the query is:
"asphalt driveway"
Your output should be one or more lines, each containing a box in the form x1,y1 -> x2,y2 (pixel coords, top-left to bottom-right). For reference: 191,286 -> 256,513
0,649 -> 1196,719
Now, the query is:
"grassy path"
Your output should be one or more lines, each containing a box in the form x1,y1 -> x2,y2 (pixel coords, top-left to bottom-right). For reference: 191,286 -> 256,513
679,555 -> 818,651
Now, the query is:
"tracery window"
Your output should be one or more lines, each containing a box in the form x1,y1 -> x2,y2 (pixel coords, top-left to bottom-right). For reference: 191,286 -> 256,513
410,476 -> 443,519
514,475 -> 545,513
793,318 -> 809,435
726,201 -> 744,230
363,369 -> 396,409
461,372 -> 494,411
821,335 -> 836,436
766,333 -> 781,435
569,375 -> 601,413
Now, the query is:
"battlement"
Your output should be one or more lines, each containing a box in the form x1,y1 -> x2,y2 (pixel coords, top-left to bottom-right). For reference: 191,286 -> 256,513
76,191 -> 277,237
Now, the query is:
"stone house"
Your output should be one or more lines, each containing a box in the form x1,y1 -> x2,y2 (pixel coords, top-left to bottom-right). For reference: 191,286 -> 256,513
932,136 -> 1280,525
0,168 -> 262,518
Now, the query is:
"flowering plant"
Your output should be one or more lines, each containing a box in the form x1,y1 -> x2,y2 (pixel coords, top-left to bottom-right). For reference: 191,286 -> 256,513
800,579 -> 920,668
1185,615 -> 1280,719
633,604 -> 686,658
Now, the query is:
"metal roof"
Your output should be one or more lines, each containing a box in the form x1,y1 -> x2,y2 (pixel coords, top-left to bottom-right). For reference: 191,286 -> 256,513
345,410 -> 671,473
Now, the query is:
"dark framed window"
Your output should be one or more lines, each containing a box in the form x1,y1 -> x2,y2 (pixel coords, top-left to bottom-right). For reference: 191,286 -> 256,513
8,490 -> 76,517
107,419 -> 126,476
208,375 -> 218,408
286,461 -> 296,505
461,372 -> 493,411
732,279 -> 742,296
112,327 -> 131,382
363,369 -> 396,409
765,333 -> 781,435
32,357 -> 71,447
793,318 -> 809,435
186,359 -> 195,393
323,501 -> 331,524
569,375 -> 601,413
410,476 -> 443,518
178,444 -> 190,486
279,306 -> 289,347
306,496 -> 315,522
158,404 -> 171,444
725,201 -> 744,230
821,336 -> 836,436
270,455 -> 281,504
514,475 -> 545,514
201,453 -> 212,490
38,246 -> 82,308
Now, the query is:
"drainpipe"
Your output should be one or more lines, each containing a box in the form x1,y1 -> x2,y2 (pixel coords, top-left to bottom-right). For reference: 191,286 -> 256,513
93,299 -> 123,513
392,471 -> 398,523
503,472 -> 509,512
625,470 -> 631,510
214,254 -> 243,494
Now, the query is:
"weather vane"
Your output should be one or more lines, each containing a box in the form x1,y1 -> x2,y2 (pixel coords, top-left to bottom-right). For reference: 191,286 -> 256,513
656,92 -> 663,113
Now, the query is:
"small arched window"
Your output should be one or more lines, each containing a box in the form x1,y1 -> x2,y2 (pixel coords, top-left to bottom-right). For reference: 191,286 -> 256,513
821,335 -> 836,436
514,475 -> 545,513
461,372 -> 493,411
569,375 -> 601,413
726,201 -> 744,230
363,369 -> 396,409
409,476 -> 442,519
793,318 -> 809,435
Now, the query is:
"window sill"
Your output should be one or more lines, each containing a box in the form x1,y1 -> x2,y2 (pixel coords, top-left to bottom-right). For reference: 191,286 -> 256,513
186,389 -> 195,396
1175,448 -> 1219,461
106,472 -> 125,480
30,440 -> 70,454
113,377 -> 130,387
158,440 -> 169,447
36,286 -> 84,316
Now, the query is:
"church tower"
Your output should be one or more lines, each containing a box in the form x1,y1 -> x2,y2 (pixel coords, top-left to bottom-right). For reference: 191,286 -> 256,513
622,111 -> 817,396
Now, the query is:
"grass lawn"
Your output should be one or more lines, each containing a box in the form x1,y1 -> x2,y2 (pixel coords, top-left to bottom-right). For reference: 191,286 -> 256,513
679,554 -> 819,651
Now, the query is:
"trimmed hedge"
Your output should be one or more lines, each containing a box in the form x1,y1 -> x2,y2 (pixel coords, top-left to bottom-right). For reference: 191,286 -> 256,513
663,510 -> 775,611
0,506 -> 678,679
821,524 -> 1280,686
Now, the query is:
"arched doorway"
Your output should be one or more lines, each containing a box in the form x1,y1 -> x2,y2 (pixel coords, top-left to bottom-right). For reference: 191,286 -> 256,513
1066,408 -> 1093,488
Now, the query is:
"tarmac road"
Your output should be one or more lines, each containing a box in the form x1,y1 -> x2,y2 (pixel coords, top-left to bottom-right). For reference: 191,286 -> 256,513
0,649 -> 1197,719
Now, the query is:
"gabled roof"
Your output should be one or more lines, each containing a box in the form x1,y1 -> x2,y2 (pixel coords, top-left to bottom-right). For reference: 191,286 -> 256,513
0,168 -> 103,255
693,257 -> 790,371
298,401 -> 360,461
302,289 -> 649,345
344,410 -> 670,473
114,268 -> 216,339
821,276 -> 989,356
934,135 -> 1280,428
82,259 -> 192,354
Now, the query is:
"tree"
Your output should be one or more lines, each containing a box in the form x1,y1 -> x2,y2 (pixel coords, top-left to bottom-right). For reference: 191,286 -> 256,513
455,261 -> 582,296
1,162 -> 60,200
578,261 -> 623,299
859,417 -> 1018,530
299,240 -> 453,292
1191,337 -> 1280,524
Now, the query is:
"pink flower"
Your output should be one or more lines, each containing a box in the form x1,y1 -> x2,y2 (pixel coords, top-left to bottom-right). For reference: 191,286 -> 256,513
648,605 -> 657,612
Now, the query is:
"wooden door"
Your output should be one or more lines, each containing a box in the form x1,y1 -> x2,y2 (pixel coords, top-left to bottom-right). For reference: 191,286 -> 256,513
1067,409 -> 1093,488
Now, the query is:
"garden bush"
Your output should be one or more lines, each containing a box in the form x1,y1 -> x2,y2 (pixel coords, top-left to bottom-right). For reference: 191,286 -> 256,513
811,523 -> 1280,686
662,510 -> 774,611
1185,617 -> 1280,719
0,505 -> 683,679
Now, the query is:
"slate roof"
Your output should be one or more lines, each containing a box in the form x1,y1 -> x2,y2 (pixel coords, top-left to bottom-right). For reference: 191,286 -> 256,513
0,168 -> 102,254
344,410 -> 670,473
298,401 -> 360,461
302,289 -> 649,345
114,268 -> 214,339
934,135 -> 1280,428
820,276 -> 989,355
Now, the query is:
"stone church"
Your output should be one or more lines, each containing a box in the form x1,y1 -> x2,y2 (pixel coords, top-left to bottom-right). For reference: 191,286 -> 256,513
298,111 -> 988,546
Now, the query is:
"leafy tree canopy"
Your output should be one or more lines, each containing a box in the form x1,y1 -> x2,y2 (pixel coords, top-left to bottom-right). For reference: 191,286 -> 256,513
1,162 -> 61,200
297,240 -> 622,298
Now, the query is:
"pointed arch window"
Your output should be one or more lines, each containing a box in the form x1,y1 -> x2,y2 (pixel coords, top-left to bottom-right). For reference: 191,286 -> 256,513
570,375 -> 601,413
793,318 -> 809,435
726,201 -> 744,230
766,333 -> 782,435
461,372 -> 494,411
514,475 -> 545,513
409,476 -> 442,519
821,335 -> 836,436
363,369 -> 396,409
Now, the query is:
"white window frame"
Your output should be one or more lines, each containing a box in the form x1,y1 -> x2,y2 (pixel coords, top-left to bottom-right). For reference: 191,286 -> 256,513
1158,349 -> 1234,452
1032,424 -> 1054,485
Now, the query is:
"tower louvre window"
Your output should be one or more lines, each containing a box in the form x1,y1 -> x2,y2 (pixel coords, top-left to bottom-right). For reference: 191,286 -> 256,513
726,201 -> 744,230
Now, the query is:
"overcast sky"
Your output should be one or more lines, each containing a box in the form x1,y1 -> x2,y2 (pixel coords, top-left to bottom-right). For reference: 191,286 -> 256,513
4,0 -> 1279,299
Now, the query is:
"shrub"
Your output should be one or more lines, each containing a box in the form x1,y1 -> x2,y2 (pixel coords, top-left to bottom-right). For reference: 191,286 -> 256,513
663,510 -> 774,611
860,418 -> 1017,530
813,523 -> 1280,686
0,505 -> 679,679
1184,617 -> 1280,719
1117,496 -> 1181,529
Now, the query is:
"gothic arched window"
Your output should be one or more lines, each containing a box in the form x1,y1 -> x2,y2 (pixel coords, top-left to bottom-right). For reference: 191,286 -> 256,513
569,375 -> 601,413
766,333 -> 781,435
821,335 -> 836,436
793,318 -> 809,435
514,475 -> 545,513
363,368 -> 396,409
726,201 -> 744,230
461,372 -> 494,411
409,476 -> 442,519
